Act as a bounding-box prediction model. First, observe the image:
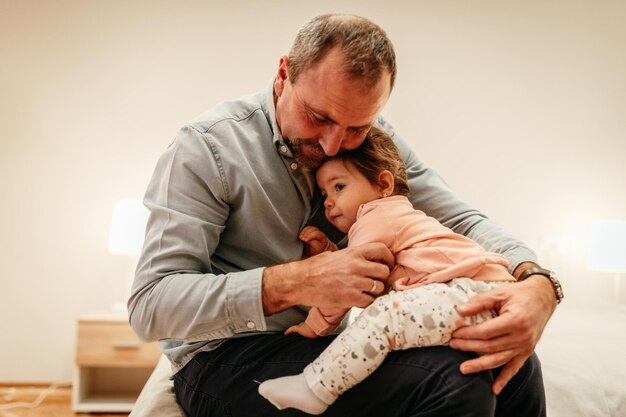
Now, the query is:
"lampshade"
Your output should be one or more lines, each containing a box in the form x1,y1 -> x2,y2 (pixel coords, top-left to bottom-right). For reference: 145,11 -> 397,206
107,198 -> 150,255
587,220 -> 626,273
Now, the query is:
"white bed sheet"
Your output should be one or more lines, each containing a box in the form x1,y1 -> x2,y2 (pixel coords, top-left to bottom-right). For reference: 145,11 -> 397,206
535,304 -> 626,417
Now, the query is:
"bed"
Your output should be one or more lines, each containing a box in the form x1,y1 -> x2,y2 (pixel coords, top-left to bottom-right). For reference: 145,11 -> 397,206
534,304 -> 626,416
129,305 -> 626,417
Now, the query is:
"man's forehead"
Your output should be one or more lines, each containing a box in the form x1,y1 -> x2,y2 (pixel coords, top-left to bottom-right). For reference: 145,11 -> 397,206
302,99 -> 374,130
293,67 -> 388,127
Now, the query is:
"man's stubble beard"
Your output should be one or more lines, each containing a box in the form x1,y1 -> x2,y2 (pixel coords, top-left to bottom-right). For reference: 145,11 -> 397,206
285,138 -> 327,170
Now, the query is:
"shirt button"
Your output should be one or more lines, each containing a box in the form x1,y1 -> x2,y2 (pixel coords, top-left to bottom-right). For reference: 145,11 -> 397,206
290,162 -> 298,170
280,145 -> 288,154
246,320 -> 256,329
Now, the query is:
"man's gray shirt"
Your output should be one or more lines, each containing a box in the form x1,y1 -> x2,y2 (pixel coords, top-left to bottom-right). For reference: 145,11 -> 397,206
128,81 -> 537,372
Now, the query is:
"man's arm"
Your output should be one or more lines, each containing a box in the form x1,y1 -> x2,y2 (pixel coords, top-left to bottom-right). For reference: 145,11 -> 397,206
451,262 -> 557,394
128,126 -> 266,343
272,226 -> 383,338
128,125 -> 392,343
261,244 -> 393,315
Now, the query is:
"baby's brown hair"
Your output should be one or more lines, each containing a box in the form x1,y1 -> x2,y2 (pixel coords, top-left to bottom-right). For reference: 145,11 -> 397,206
332,126 -> 410,196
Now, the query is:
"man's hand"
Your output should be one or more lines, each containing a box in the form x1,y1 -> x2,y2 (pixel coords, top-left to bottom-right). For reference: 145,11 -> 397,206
450,275 -> 557,395
262,243 -> 394,315
300,226 -> 338,257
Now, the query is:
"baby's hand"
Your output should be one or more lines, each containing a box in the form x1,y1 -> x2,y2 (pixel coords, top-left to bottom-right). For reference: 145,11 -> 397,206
299,226 -> 338,257
285,322 -> 319,338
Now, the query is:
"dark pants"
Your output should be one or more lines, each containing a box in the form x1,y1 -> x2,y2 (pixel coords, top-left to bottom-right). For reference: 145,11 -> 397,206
174,333 -> 546,417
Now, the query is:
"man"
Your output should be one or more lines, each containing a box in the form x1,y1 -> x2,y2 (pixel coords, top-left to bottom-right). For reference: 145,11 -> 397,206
129,14 -> 560,417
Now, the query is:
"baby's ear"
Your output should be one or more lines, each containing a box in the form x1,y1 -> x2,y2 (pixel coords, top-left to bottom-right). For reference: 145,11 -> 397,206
377,170 -> 395,196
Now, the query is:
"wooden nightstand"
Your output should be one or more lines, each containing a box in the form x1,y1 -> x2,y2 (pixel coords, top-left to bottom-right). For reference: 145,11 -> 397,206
72,313 -> 161,413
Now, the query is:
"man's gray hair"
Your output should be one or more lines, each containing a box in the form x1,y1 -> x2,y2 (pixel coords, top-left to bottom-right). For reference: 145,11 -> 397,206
288,14 -> 397,89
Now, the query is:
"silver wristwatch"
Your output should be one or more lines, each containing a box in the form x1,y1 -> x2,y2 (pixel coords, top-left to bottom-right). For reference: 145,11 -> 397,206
518,267 -> 564,304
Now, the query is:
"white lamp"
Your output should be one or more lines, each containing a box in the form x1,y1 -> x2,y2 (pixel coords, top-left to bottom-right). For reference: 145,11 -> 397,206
108,198 -> 150,255
587,220 -> 626,303
107,198 -> 150,313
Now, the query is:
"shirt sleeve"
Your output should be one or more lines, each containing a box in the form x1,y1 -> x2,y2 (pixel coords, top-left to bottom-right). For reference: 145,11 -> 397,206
376,117 -> 537,273
128,126 -> 267,342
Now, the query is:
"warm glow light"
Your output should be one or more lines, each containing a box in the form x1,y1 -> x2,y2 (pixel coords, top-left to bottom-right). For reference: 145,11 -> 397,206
587,220 -> 626,273
107,199 -> 150,255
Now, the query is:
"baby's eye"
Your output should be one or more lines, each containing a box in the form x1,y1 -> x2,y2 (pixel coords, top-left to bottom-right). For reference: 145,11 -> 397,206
334,184 -> 345,192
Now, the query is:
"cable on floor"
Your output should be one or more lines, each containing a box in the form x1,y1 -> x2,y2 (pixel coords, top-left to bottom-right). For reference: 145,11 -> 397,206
0,383 -> 60,411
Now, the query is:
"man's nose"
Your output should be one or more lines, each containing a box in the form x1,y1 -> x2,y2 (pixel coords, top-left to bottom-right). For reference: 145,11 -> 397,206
318,125 -> 345,156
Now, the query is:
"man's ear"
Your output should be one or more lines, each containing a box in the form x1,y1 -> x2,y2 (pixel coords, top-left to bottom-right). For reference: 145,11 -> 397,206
377,170 -> 395,196
274,55 -> 290,97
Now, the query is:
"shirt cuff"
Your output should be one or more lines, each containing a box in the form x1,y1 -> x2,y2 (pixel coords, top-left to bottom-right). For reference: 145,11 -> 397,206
225,267 -> 267,333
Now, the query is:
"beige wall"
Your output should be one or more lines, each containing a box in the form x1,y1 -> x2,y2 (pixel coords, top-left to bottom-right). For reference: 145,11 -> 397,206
1,0 -> 624,382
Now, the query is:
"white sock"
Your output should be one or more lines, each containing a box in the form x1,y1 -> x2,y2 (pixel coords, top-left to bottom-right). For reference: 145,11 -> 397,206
258,373 -> 329,415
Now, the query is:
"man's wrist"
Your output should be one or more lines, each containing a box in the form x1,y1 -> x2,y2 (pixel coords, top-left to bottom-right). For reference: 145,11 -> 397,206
512,261 -> 540,281
261,262 -> 298,315
514,262 -> 564,305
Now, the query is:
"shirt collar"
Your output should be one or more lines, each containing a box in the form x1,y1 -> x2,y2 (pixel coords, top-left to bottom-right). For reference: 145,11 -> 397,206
260,77 -> 293,158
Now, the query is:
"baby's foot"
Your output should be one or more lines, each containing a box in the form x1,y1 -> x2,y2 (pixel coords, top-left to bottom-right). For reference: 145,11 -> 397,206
258,373 -> 328,415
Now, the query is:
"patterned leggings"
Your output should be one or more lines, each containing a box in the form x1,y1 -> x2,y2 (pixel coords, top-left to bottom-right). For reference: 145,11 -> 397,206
302,278 -> 509,405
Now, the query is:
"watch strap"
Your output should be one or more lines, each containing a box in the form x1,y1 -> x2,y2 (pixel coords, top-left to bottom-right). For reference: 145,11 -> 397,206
518,267 -> 564,304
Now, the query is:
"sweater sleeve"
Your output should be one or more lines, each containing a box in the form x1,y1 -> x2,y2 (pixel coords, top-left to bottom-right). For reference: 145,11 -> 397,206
305,307 -> 350,336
